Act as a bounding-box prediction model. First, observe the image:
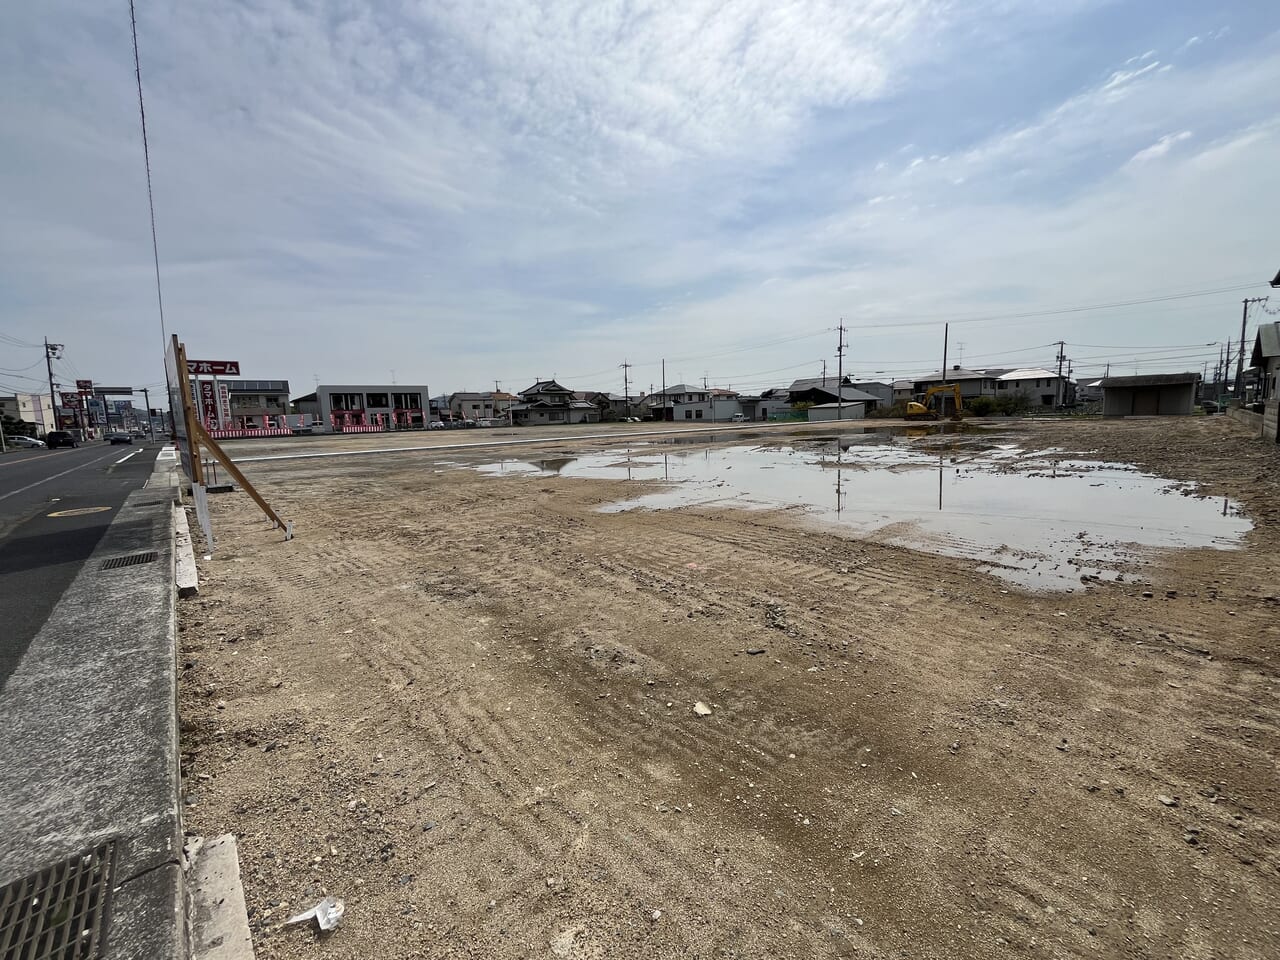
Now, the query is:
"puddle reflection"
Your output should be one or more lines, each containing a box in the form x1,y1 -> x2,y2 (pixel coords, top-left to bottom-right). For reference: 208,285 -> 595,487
474,440 -> 1251,591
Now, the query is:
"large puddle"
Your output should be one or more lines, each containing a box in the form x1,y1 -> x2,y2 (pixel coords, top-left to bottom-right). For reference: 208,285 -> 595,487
473,437 -> 1251,590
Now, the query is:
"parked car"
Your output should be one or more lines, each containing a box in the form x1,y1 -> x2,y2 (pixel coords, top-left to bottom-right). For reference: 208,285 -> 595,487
8,435 -> 46,448
730,413 -> 748,422
107,432 -> 133,444
1200,400 -> 1219,414
45,430 -> 79,448
428,420 -> 445,430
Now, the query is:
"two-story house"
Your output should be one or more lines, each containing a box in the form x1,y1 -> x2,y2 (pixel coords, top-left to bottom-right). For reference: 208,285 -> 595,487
644,384 -> 742,421
995,368 -> 1072,407
510,380 -> 598,425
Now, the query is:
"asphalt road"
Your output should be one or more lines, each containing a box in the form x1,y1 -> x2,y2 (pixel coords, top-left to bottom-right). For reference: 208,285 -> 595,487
0,442 -> 160,690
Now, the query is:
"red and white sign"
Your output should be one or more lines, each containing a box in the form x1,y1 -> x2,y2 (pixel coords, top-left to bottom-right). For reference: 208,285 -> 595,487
75,379 -> 94,392
199,380 -> 219,423
186,359 -> 241,376
61,391 -> 81,406
217,382 -> 232,427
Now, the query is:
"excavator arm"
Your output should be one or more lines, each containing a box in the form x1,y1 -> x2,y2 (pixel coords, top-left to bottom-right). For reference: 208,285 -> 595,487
905,383 -> 963,420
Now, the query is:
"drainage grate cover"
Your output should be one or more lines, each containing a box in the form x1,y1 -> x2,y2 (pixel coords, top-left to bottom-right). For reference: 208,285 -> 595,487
100,552 -> 158,571
0,842 -> 115,959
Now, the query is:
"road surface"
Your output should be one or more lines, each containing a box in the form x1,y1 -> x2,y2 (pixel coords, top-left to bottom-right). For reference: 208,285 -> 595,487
0,442 -> 159,689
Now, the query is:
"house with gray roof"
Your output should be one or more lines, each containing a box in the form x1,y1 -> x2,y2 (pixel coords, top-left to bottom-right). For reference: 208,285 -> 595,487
1249,321 -> 1280,441
910,366 -> 999,400
786,377 -> 883,410
995,368 -> 1072,407
643,384 -> 743,422
510,379 -> 598,425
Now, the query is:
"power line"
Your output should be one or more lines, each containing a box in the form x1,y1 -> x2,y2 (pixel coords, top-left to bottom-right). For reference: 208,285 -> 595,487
129,0 -> 168,352
0,358 -> 47,374
0,370 -> 49,385
844,282 -> 1264,331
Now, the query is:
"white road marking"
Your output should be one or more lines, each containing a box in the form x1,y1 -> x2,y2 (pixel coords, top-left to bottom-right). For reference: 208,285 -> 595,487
115,449 -> 142,465
0,448 -> 123,502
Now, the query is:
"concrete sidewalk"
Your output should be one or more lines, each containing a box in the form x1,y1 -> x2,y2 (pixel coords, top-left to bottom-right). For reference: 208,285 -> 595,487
0,460 -> 186,958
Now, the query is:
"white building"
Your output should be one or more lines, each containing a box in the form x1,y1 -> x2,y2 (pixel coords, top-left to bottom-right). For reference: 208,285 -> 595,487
294,385 -> 430,430
0,392 -> 56,436
995,368 -> 1070,407
644,384 -> 744,422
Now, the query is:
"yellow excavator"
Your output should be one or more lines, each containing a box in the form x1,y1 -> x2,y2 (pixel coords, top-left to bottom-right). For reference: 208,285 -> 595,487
905,383 -> 963,421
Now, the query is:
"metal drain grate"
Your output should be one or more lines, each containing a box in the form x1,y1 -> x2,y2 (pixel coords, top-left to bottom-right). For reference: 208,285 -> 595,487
100,552 -> 158,571
0,842 -> 115,959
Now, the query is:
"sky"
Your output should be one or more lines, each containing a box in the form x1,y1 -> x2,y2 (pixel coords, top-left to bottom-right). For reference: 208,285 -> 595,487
2,0 -> 1279,404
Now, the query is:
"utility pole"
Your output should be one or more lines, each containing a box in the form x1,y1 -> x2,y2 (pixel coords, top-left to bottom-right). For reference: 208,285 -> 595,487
821,359 -> 827,385
142,387 -> 155,441
44,338 -> 63,437
940,323 -> 949,416
620,362 -> 631,420
661,358 -> 667,423
1055,340 -> 1066,409
836,319 -> 847,422
1237,298 -> 1267,402
1225,339 -> 1233,402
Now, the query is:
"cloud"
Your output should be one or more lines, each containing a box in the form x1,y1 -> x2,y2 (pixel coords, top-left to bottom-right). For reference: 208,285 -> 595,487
1127,130 -> 1193,165
1101,59 -> 1162,92
0,4 -> 1277,395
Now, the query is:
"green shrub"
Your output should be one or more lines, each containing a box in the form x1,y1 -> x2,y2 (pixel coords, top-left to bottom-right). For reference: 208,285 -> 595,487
965,395 -> 996,416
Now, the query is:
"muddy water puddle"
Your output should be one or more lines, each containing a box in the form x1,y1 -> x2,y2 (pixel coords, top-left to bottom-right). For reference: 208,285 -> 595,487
474,439 -> 1250,590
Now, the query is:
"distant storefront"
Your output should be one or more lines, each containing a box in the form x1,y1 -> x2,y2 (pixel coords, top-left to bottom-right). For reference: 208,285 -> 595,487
191,379 -> 292,429
293,385 -> 430,431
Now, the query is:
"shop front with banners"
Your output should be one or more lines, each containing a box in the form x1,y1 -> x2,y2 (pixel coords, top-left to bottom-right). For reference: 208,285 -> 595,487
293,385 -> 430,432
189,377 -> 314,435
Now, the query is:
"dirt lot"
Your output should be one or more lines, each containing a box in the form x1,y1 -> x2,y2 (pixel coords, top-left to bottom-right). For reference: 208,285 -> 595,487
179,417 -> 1280,959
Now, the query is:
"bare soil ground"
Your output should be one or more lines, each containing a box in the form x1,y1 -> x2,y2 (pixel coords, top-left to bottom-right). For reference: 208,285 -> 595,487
178,417 -> 1280,959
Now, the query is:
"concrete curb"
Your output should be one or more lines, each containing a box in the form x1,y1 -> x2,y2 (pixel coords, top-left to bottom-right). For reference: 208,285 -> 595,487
0,458 -> 186,958
187,835 -> 256,960
175,505 -> 199,598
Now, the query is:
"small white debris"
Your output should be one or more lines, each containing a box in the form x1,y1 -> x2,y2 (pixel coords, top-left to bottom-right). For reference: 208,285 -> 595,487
693,701 -> 713,717
285,896 -> 345,931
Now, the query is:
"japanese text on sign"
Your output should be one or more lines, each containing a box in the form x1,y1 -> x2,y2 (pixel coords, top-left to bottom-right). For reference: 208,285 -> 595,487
186,360 -> 241,376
